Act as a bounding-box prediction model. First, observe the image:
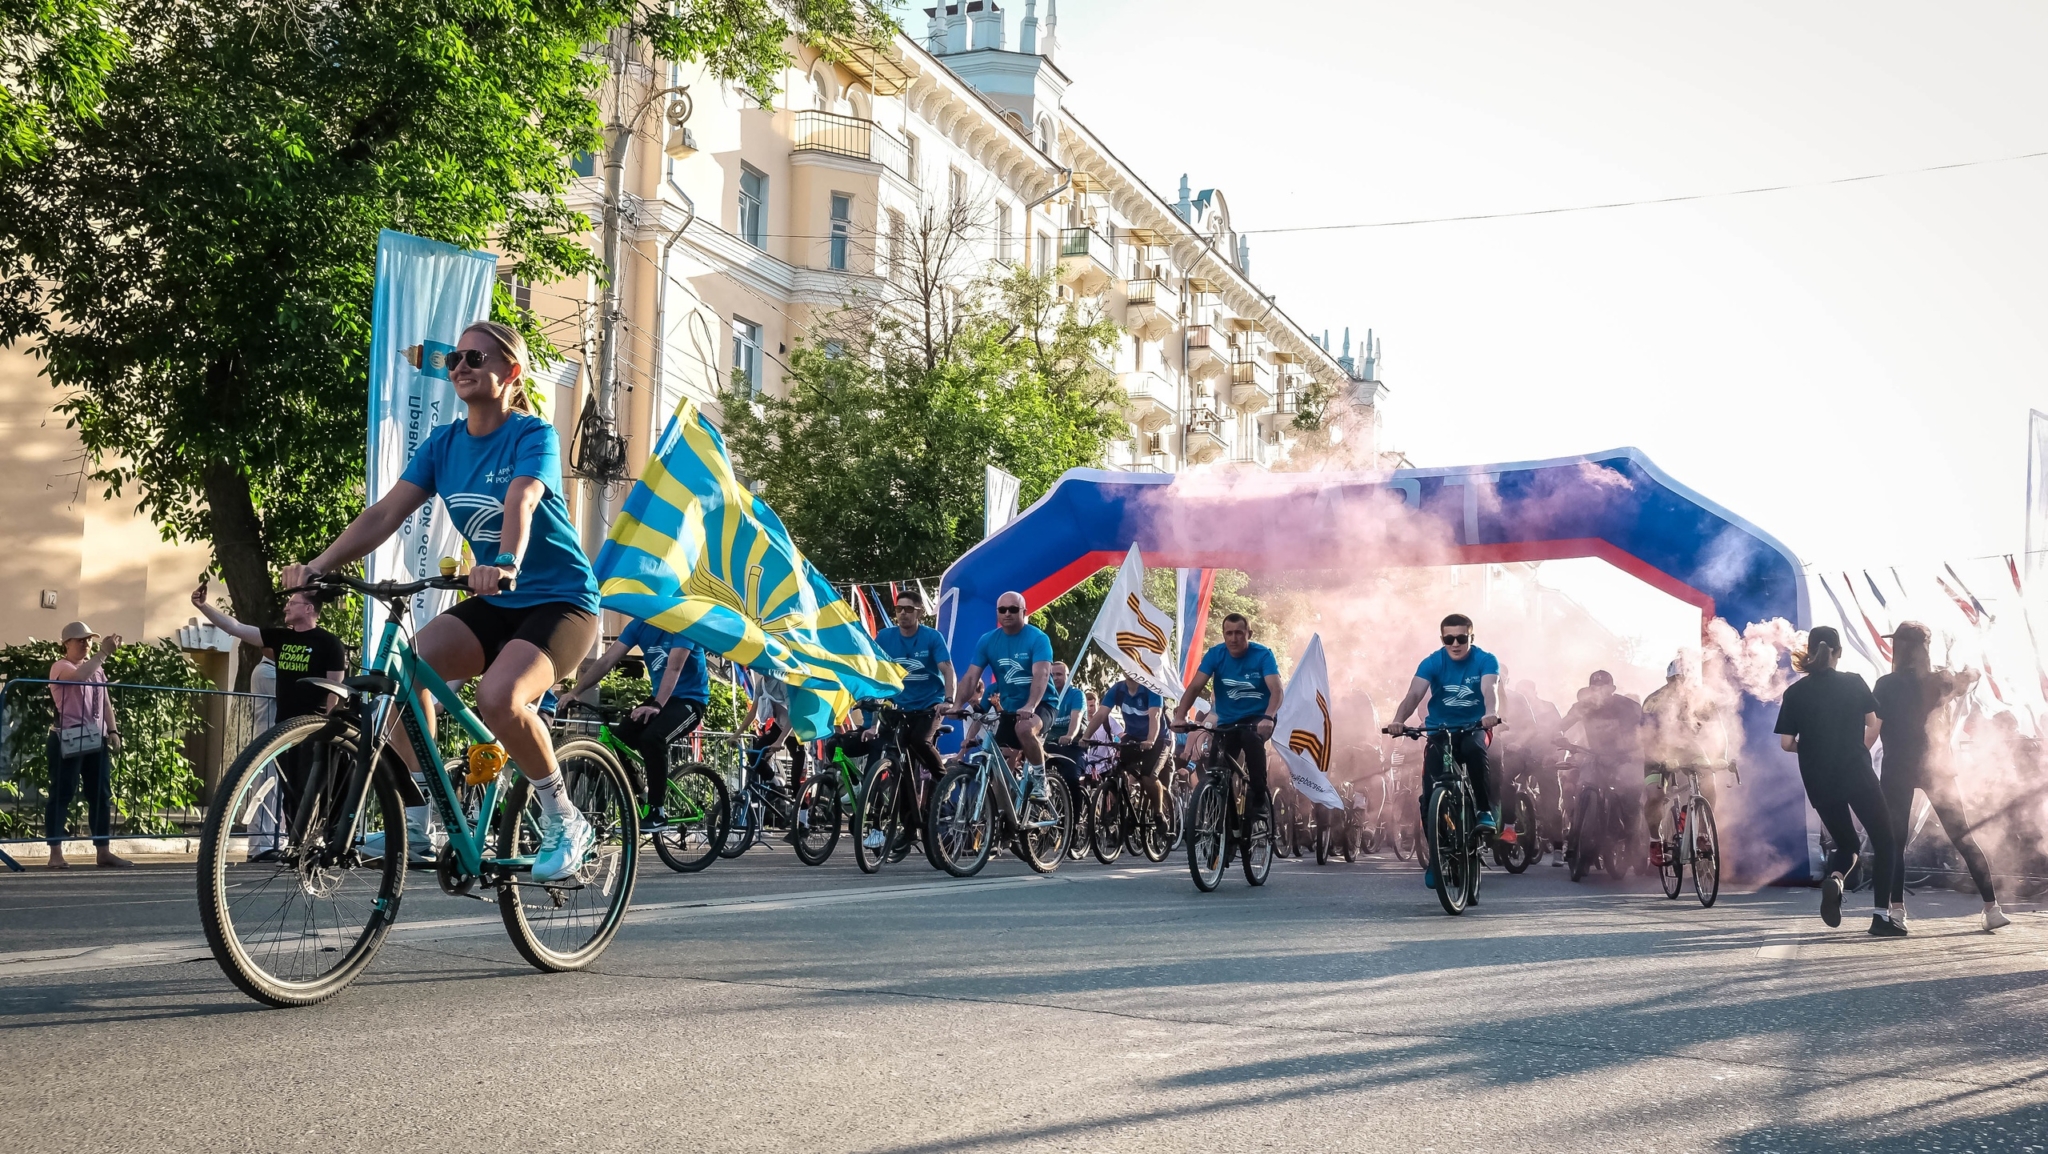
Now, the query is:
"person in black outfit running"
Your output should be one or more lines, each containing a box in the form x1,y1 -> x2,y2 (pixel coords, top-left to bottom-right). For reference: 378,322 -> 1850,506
1773,626 -> 1902,936
1873,621 -> 2010,932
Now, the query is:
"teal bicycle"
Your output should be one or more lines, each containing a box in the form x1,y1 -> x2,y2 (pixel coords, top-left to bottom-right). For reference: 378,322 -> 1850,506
196,573 -> 638,1007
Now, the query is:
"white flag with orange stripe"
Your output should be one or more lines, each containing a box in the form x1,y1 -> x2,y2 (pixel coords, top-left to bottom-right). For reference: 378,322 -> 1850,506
1272,634 -> 1343,809
1084,545 -> 1183,698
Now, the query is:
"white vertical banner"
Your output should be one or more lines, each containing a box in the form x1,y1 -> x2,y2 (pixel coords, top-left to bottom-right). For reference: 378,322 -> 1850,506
984,464 -> 1021,539
2029,410 -> 2048,586
365,230 -> 499,634
1082,545 -> 1183,697
1272,634 -> 1344,809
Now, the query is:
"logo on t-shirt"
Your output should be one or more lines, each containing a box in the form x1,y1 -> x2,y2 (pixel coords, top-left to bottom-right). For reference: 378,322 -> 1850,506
443,493 -> 505,547
1438,681 -> 1481,710
897,655 -> 928,677
1220,674 -> 1263,702
994,657 -> 1030,686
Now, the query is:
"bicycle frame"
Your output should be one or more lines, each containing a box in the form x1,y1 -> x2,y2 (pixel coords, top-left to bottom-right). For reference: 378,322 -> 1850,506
956,710 -> 1050,832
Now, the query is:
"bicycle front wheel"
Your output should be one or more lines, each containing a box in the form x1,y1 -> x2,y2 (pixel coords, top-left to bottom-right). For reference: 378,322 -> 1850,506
1428,786 -> 1469,915
852,757 -> 904,874
496,741 -> 638,972
652,764 -> 730,873
719,791 -> 760,858
1691,798 -> 1721,907
1657,801 -> 1685,899
1016,773 -> 1070,873
929,765 -> 995,878
792,774 -> 841,865
1499,792 -> 1536,874
1186,782 -> 1227,892
1242,806 -> 1274,887
1090,779 -> 1124,865
1140,786 -> 1174,863
198,714 -> 404,1008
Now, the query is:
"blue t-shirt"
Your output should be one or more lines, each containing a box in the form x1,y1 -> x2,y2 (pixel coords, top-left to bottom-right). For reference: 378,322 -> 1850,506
875,625 -> 951,711
618,620 -> 708,704
1416,646 -> 1500,728
1198,642 -> 1280,725
1103,681 -> 1162,742
970,624 -> 1055,712
398,412 -> 599,612
1046,683 -> 1086,729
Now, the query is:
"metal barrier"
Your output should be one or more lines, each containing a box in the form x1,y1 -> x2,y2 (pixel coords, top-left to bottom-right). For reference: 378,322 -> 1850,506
0,678 -> 274,871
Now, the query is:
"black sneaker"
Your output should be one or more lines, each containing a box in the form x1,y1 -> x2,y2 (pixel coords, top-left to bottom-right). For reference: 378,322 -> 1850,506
1820,873 -> 1844,928
642,808 -> 668,829
1869,912 -> 1907,938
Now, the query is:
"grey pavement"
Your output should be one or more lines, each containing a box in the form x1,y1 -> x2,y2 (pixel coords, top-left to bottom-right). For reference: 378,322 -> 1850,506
3,847 -> 2046,1153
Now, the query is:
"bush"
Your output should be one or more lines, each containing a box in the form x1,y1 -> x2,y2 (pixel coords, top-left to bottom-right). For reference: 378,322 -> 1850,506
0,640 -> 213,838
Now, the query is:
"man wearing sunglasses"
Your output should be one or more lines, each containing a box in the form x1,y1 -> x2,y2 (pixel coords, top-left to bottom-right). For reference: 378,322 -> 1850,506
1383,615 -> 1503,887
1173,613 -> 1285,824
951,593 -> 1056,777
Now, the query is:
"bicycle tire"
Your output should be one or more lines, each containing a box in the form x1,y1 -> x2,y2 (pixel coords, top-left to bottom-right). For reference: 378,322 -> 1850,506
497,740 -> 638,972
1657,800 -> 1685,899
1312,807 -> 1331,865
1499,793 -> 1535,874
651,764 -> 730,873
1066,777 -> 1093,861
1392,815 -> 1416,861
1090,778 -> 1124,865
1428,786 -> 1469,915
1242,806 -> 1274,887
929,765 -> 995,877
852,758 -> 902,873
1016,771 -> 1070,873
1568,790 -> 1597,882
1139,785 -> 1173,863
719,790 -> 760,858
1340,808 -> 1356,862
1270,790 -> 1294,858
792,774 -> 841,865
198,714 -> 405,1008
1691,797 -> 1721,908
1186,782 -> 1227,891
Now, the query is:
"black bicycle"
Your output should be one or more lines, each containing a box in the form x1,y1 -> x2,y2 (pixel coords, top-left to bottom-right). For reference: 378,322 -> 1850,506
723,736 -> 840,865
849,704 -> 942,873
1178,719 -> 1275,892
1087,738 -> 1175,864
1494,764 -> 1545,874
1557,740 -> 1635,883
1387,723 -> 1492,915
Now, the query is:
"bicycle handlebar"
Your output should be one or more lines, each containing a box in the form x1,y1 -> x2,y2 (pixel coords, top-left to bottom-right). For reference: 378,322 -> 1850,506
1383,722 -> 1495,740
287,571 -> 510,600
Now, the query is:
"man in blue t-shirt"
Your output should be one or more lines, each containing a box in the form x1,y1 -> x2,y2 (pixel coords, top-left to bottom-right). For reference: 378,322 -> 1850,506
1384,613 -> 1505,886
1173,613 -> 1286,820
1041,660 -> 1088,771
872,590 -> 955,791
577,618 -> 710,825
952,591 -> 1055,771
1089,672 -> 1170,816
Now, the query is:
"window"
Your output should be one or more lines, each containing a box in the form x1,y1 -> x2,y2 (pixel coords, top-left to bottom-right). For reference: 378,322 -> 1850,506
1034,230 -> 1053,274
829,193 -> 851,270
571,151 -> 596,178
738,165 -> 767,250
904,134 -> 920,186
996,203 -> 1013,263
948,166 -> 966,207
733,317 -> 763,395
886,210 -> 906,279
496,270 -> 531,314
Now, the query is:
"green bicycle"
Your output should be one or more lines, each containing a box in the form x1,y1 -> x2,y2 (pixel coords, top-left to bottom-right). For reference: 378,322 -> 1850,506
557,700 -> 731,873
197,573 -> 638,1007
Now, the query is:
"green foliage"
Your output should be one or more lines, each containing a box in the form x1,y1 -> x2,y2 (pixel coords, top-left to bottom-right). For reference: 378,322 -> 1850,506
0,640 -> 213,837
0,0 -> 889,624
719,265 -> 1126,583
0,0 -> 124,168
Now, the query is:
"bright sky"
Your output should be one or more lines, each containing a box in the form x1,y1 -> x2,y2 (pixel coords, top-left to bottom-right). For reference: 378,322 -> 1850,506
1054,0 -> 2048,579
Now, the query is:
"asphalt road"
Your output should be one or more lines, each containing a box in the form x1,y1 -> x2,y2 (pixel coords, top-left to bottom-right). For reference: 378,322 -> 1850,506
3,845 -> 2046,1154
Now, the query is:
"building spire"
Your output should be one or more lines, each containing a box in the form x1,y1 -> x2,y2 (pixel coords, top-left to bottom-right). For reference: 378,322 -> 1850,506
1021,0 -> 1039,53
1042,0 -> 1059,61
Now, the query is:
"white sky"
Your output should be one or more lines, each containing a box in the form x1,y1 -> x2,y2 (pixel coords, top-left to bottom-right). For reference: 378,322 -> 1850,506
1052,0 -> 2048,580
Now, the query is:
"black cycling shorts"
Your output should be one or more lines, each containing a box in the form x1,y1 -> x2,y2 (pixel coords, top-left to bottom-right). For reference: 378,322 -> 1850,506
995,711 -> 1024,751
442,598 -> 598,681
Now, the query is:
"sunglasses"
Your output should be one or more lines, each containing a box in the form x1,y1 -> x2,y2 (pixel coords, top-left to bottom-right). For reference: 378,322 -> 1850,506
997,606 -> 1023,615
1442,634 -> 1470,646
445,348 -> 492,369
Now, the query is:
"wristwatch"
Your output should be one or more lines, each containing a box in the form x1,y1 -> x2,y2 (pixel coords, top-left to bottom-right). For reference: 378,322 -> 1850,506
492,552 -> 518,572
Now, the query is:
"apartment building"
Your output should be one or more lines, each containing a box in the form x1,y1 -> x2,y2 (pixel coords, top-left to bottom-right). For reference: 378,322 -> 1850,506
536,1 -> 1384,493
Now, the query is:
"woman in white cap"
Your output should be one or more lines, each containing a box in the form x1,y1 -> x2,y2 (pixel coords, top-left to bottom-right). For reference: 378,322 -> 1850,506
45,620 -> 130,869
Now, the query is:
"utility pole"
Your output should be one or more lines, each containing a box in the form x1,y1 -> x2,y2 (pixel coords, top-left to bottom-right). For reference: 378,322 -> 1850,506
582,25 -> 636,560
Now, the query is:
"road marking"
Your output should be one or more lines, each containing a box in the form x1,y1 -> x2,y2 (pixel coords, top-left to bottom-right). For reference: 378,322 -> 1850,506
1756,940 -> 1802,960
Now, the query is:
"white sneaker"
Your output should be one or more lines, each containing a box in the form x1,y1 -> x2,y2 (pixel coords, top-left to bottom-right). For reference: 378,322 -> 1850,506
1890,905 -> 1908,933
359,818 -> 441,863
532,810 -> 594,882
863,828 -> 887,850
1985,904 -> 2011,932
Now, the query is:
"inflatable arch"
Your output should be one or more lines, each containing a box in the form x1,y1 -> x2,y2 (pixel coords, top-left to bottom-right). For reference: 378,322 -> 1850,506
937,448 -> 1818,880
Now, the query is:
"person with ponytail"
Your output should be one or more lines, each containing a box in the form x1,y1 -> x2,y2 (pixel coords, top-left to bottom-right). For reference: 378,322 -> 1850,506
1873,622 -> 2009,932
1773,626 -> 1902,936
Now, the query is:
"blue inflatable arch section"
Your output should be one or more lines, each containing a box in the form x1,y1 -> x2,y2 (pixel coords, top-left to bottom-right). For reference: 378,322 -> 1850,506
938,448 -> 1817,881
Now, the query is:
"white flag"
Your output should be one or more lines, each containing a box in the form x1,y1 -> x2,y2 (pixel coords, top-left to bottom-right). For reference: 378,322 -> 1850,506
1084,545 -> 1183,698
1272,634 -> 1344,810
984,464 -> 1021,539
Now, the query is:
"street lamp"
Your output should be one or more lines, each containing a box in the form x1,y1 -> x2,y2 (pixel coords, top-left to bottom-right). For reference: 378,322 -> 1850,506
664,87 -> 696,159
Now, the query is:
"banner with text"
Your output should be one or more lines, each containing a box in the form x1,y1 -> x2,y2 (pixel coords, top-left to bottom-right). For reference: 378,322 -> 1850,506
1085,545 -> 1183,698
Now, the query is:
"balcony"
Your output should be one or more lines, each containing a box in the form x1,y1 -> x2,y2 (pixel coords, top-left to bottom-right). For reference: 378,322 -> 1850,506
1184,324 -> 1227,383
1228,357 -> 1275,412
1231,426 -> 1280,468
1185,407 -> 1228,465
1057,227 -> 1116,296
1120,370 -> 1177,433
791,110 -> 911,183
1121,277 -> 1175,341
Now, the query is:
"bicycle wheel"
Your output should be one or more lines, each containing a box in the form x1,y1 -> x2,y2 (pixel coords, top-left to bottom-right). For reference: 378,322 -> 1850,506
1428,786 -> 1469,915
651,764 -> 730,873
852,757 -> 904,874
719,789 -> 760,858
1090,778 -> 1124,865
1499,793 -> 1536,874
929,765 -> 995,878
1691,797 -> 1721,908
1340,808 -> 1356,863
1391,810 -> 1416,861
1139,786 -> 1173,863
1186,781 -> 1227,892
1066,778 -> 1093,861
1242,805 -> 1274,887
1269,790 -> 1294,858
198,714 -> 404,1008
1657,801 -> 1684,899
1568,791 -> 1598,882
1016,771 -> 1070,873
1357,779 -> 1386,855
1313,807 -> 1332,865
497,740 -> 638,972
792,774 -> 841,865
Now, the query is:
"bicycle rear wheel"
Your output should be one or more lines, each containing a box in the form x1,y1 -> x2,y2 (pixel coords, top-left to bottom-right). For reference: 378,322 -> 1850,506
852,757 -> 904,873
1090,779 -> 1124,865
792,774 -> 841,865
1428,786 -> 1470,915
1691,798 -> 1721,907
929,765 -> 995,878
1499,792 -> 1537,874
1186,782 -> 1227,892
198,714 -> 404,1008
497,740 -> 638,972
651,764 -> 730,873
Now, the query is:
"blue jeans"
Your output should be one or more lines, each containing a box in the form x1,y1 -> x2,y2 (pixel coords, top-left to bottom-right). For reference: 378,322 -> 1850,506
45,733 -> 112,847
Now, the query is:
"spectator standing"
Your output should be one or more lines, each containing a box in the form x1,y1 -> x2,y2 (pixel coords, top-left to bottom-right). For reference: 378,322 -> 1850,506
45,620 -> 129,869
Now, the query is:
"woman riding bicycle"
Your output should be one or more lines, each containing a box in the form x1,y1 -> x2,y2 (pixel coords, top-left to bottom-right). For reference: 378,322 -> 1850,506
283,320 -> 601,882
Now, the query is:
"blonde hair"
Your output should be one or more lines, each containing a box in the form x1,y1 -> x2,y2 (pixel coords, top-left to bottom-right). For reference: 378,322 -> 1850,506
461,320 -> 532,413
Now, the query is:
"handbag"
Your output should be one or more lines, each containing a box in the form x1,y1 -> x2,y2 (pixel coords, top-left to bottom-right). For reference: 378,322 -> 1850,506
59,723 -> 104,757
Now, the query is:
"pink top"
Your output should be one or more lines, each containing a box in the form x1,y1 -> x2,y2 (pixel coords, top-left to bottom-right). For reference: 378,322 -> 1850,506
49,660 -> 110,731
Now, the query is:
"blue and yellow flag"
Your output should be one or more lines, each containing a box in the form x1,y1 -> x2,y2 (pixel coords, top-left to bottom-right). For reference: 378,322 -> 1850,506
593,397 -> 903,739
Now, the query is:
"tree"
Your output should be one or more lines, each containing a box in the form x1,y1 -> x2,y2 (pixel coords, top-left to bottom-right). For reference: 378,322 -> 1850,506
0,0 -> 123,168
719,230 -> 1126,585
0,0 -> 888,625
